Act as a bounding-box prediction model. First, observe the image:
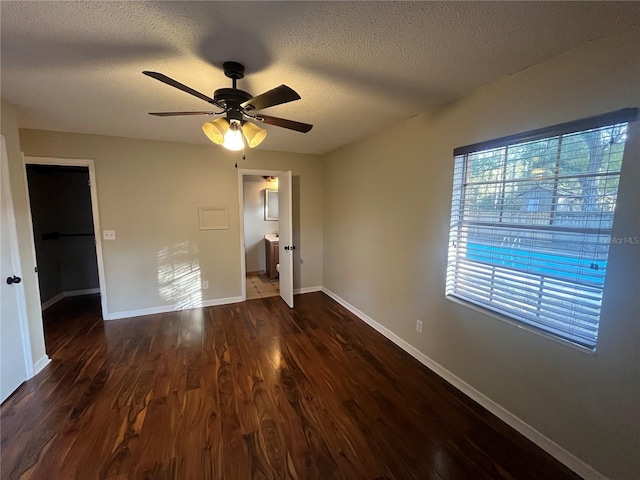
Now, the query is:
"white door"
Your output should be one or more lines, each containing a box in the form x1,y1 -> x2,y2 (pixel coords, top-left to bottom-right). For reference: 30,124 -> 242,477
0,136 -> 30,404
278,171 -> 294,308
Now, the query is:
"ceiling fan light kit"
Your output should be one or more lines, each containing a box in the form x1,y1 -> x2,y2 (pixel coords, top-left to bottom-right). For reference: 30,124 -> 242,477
144,61 -> 312,152
202,118 -> 268,150
202,118 -> 228,145
241,121 -> 268,148
223,120 -> 244,151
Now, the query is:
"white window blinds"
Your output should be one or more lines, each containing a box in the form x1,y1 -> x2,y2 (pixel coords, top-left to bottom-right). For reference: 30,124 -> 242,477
446,109 -> 637,349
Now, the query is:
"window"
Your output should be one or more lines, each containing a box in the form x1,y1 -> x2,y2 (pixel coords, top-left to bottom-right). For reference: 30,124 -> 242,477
525,198 -> 540,212
446,109 -> 637,349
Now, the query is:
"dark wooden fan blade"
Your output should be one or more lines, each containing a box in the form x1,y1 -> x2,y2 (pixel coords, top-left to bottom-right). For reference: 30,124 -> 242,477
241,85 -> 301,112
256,114 -> 313,133
149,111 -> 217,117
143,71 -> 223,108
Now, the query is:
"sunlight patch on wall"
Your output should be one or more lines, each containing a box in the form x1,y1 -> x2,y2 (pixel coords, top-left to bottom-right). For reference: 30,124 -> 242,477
157,241 -> 203,309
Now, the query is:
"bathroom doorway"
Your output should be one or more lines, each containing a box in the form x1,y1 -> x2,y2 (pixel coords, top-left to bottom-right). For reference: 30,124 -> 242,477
241,174 -> 280,299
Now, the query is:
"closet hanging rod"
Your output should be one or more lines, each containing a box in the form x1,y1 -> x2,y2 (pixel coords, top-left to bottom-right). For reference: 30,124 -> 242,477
42,231 -> 95,241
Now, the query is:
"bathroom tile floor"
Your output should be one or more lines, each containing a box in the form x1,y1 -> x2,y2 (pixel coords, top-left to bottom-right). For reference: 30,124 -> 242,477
246,273 -> 279,300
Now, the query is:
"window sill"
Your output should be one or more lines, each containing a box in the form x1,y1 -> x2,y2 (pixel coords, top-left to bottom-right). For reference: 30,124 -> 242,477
445,294 -> 597,355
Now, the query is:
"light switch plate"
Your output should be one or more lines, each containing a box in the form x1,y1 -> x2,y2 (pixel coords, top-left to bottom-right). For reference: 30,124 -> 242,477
103,230 -> 116,240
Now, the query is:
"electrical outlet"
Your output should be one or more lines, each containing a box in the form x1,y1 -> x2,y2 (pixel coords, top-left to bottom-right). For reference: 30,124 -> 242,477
103,230 -> 116,240
202,280 -> 209,290
416,319 -> 423,333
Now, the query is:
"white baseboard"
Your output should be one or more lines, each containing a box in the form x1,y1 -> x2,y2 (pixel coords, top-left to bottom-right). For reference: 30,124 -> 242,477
320,287 -> 608,480
41,292 -> 65,310
294,286 -> 322,295
106,296 -> 244,321
32,355 -> 51,375
41,288 -> 100,311
200,296 -> 244,308
65,288 -> 100,297
108,289 -> 323,320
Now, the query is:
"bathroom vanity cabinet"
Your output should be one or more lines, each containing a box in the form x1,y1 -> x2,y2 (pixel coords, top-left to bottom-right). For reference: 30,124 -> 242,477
265,236 -> 279,279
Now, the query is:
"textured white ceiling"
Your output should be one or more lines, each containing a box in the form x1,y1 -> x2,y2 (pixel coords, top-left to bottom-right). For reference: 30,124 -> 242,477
2,1 -> 639,154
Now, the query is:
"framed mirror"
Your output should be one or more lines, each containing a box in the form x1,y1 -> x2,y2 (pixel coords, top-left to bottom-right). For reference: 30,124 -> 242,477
264,188 -> 279,221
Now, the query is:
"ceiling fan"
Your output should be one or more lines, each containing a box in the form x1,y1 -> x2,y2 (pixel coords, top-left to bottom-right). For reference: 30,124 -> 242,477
143,61 -> 312,151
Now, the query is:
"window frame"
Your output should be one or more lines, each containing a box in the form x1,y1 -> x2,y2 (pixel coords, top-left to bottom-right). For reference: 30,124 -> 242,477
446,108 -> 637,351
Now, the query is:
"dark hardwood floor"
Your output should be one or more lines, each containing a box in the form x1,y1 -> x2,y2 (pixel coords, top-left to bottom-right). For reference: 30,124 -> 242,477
1,293 -> 581,480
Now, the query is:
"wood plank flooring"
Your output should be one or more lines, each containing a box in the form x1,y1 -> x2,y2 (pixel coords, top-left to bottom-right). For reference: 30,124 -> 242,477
1,293 -> 582,480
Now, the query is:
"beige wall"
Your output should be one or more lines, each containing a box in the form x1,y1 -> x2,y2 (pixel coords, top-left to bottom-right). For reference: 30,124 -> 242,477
1,99 -> 47,365
4,25 -> 638,480
323,27 -> 639,480
19,130 -> 323,316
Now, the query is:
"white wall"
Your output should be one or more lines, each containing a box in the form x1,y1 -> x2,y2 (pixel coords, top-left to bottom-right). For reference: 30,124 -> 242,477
19,130 -> 324,317
243,176 -> 278,273
323,27 -> 639,480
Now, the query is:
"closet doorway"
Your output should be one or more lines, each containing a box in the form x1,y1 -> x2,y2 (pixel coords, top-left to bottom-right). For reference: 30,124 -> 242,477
24,157 -> 109,326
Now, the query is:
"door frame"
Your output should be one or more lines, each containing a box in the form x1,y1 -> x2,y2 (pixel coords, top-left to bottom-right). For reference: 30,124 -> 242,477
23,156 -> 110,320
237,168 -> 283,301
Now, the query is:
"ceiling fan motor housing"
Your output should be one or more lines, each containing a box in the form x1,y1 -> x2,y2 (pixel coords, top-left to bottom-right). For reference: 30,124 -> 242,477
214,88 -> 252,121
